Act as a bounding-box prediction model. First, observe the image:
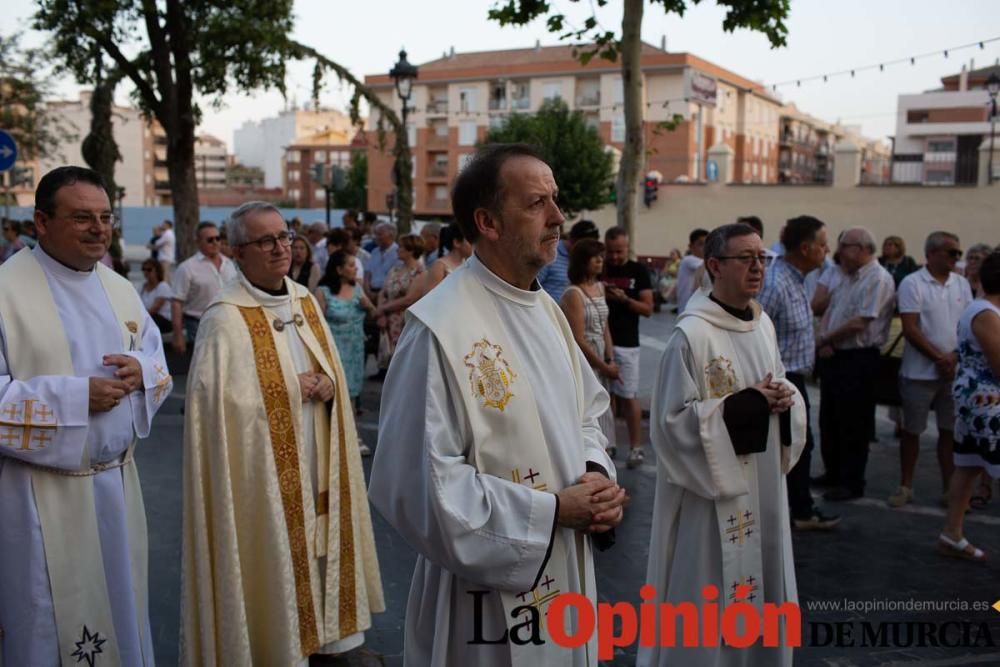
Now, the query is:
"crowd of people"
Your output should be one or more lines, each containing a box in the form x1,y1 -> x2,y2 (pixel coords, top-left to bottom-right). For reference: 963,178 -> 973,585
0,153 -> 997,666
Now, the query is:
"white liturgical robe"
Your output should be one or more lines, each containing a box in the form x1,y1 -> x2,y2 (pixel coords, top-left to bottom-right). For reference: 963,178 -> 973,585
0,245 -> 171,666
638,291 -> 806,667
370,255 -> 614,667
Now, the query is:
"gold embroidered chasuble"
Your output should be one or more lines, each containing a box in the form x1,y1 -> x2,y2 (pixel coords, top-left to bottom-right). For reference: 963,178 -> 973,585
0,247 -> 170,666
180,276 -> 383,667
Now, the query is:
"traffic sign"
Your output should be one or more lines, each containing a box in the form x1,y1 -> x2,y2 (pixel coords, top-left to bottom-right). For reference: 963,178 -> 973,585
0,131 -> 18,172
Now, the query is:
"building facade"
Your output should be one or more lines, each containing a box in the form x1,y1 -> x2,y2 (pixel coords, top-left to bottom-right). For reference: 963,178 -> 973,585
892,61 -> 997,185
234,108 -> 356,189
778,105 -> 890,185
363,43 -> 784,216
282,128 -> 364,209
38,91 -> 154,206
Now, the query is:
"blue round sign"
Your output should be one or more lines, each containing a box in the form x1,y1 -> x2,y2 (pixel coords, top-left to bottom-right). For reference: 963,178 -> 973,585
0,130 -> 17,172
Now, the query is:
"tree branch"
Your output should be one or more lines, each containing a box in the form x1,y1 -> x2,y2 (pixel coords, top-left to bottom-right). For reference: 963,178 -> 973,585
86,31 -> 162,117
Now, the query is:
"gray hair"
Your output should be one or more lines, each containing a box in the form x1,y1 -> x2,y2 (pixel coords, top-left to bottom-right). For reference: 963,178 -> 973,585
967,242 -> 993,261
227,201 -> 281,246
420,222 -> 441,236
703,222 -> 759,282
374,221 -> 397,238
925,231 -> 959,256
842,227 -> 876,254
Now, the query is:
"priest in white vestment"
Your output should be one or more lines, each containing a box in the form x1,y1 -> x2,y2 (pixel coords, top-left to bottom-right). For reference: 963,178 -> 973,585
639,223 -> 807,667
370,145 -> 626,667
181,201 -> 384,667
0,167 -> 171,666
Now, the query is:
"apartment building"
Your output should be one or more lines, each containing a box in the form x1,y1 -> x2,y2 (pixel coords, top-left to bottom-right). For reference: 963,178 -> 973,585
194,134 -> 228,190
234,108 -> 356,188
150,125 -> 237,205
779,104 -> 890,184
282,128 -> 365,209
363,42 -> 783,216
892,61 -> 998,185
38,91 -> 153,206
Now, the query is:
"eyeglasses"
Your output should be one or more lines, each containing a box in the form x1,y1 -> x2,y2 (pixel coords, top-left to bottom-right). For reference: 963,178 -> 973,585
239,231 -> 294,252
202,236 -> 221,243
946,249 -> 963,259
63,212 -> 118,229
714,254 -> 771,267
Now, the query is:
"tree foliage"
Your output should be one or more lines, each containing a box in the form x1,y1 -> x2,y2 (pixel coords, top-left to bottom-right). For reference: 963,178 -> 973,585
0,32 -> 74,161
333,151 -> 367,211
33,1 -> 411,256
485,99 -> 614,217
487,0 -> 789,252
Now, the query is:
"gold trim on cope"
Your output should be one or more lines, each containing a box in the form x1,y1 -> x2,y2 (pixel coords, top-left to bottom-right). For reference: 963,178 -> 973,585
238,305 -> 319,655
301,297 -> 358,635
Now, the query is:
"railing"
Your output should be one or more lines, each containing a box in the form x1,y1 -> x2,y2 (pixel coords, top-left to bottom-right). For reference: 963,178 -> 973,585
576,94 -> 600,107
426,99 -> 449,114
511,97 -> 530,110
428,165 -> 449,178
489,97 -> 507,111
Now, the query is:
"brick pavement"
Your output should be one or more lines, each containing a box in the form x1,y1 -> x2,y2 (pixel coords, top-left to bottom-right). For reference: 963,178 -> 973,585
140,307 -> 1000,666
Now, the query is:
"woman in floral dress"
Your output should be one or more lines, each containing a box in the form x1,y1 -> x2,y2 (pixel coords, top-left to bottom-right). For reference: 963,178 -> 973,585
315,251 -> 376,453
375,234 -> 425,363
939,251 -> 1000,561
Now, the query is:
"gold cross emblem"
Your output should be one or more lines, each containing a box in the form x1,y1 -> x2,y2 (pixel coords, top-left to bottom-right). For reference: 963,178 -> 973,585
0,399 -> 58,451
725,509 -> 755,546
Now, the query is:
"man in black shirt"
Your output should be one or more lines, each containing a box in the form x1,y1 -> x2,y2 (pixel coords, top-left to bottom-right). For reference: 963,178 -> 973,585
604,226 -> 654,468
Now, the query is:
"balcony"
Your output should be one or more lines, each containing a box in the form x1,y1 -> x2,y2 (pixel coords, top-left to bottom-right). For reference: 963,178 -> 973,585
489,96 -> 508,111
576,93 -> 600,108
426,99 -> 449,114
154,180 -> 171,190
427,164 -> 449,179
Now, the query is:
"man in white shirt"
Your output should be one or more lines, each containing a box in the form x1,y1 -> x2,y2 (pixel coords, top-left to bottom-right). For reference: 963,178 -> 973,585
170,222 -> 238,353
306,222 -> 330,273
815,228 -> 896,502
420,222 -> 442,267
154,220 -> 176,279
674,228 -> 708,312
889,231 -> 973,508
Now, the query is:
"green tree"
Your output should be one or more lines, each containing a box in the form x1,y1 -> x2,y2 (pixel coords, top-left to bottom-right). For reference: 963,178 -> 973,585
488,0 -> 789,252
0,32 -> 73,163
34,1 -> 411,257
333,151 -> 367,210
485,98 -> 613,217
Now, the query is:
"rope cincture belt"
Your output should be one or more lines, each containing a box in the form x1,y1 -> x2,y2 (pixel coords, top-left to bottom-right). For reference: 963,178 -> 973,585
0,450 -> 134,477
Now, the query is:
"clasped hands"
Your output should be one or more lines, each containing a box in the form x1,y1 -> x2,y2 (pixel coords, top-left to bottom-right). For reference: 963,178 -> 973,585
298,371 -> 335,403
556,472 -> 627,534
89,354 -> 144,413
750,372 -> 795,414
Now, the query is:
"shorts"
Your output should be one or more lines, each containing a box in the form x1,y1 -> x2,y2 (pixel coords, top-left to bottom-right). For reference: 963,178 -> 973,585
900,377 -> 955,435
610,346 -> 641,399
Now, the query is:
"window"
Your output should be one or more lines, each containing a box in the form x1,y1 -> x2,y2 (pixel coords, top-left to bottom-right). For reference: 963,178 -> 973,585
612,114 -> 625,142
316,189 -> 325,200
613,78 -> 624,106
459,121 -> 477,146
287,150 -> 300,163
459,87 -> 479,113
314,150 -> 326,162
434,185 -> 449,200
289,188 -> 299,198
542,81 -> 563,101
288,169 -> 299,182
511,81 -> 530,110
927,139 -> 956,153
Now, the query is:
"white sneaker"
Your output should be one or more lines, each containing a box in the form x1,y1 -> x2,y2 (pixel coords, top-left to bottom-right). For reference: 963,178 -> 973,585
626,448 -> 644,469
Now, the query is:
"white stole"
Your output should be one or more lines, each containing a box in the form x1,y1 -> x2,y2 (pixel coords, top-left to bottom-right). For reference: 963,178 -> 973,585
0,248 -> 148,665
676,306 -> 805,615
408,266 -> 597,667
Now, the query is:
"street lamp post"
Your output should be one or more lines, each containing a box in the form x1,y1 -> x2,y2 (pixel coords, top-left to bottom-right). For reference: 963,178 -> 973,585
389,49 -> 417,230
987,73 -> 999,185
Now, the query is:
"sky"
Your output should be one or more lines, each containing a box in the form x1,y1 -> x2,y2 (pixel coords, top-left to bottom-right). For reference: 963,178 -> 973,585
5,0 -> 1000,151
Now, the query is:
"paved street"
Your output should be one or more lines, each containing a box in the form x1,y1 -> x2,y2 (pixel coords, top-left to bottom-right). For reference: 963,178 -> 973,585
141,306 -> 1000,666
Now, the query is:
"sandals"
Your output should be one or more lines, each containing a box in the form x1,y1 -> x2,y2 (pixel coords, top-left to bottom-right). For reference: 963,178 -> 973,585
970,479 -> 993,510
937,534 -> 986,562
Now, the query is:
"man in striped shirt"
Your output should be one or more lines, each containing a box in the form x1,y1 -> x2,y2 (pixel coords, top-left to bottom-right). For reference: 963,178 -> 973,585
759,215 -> 841,530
